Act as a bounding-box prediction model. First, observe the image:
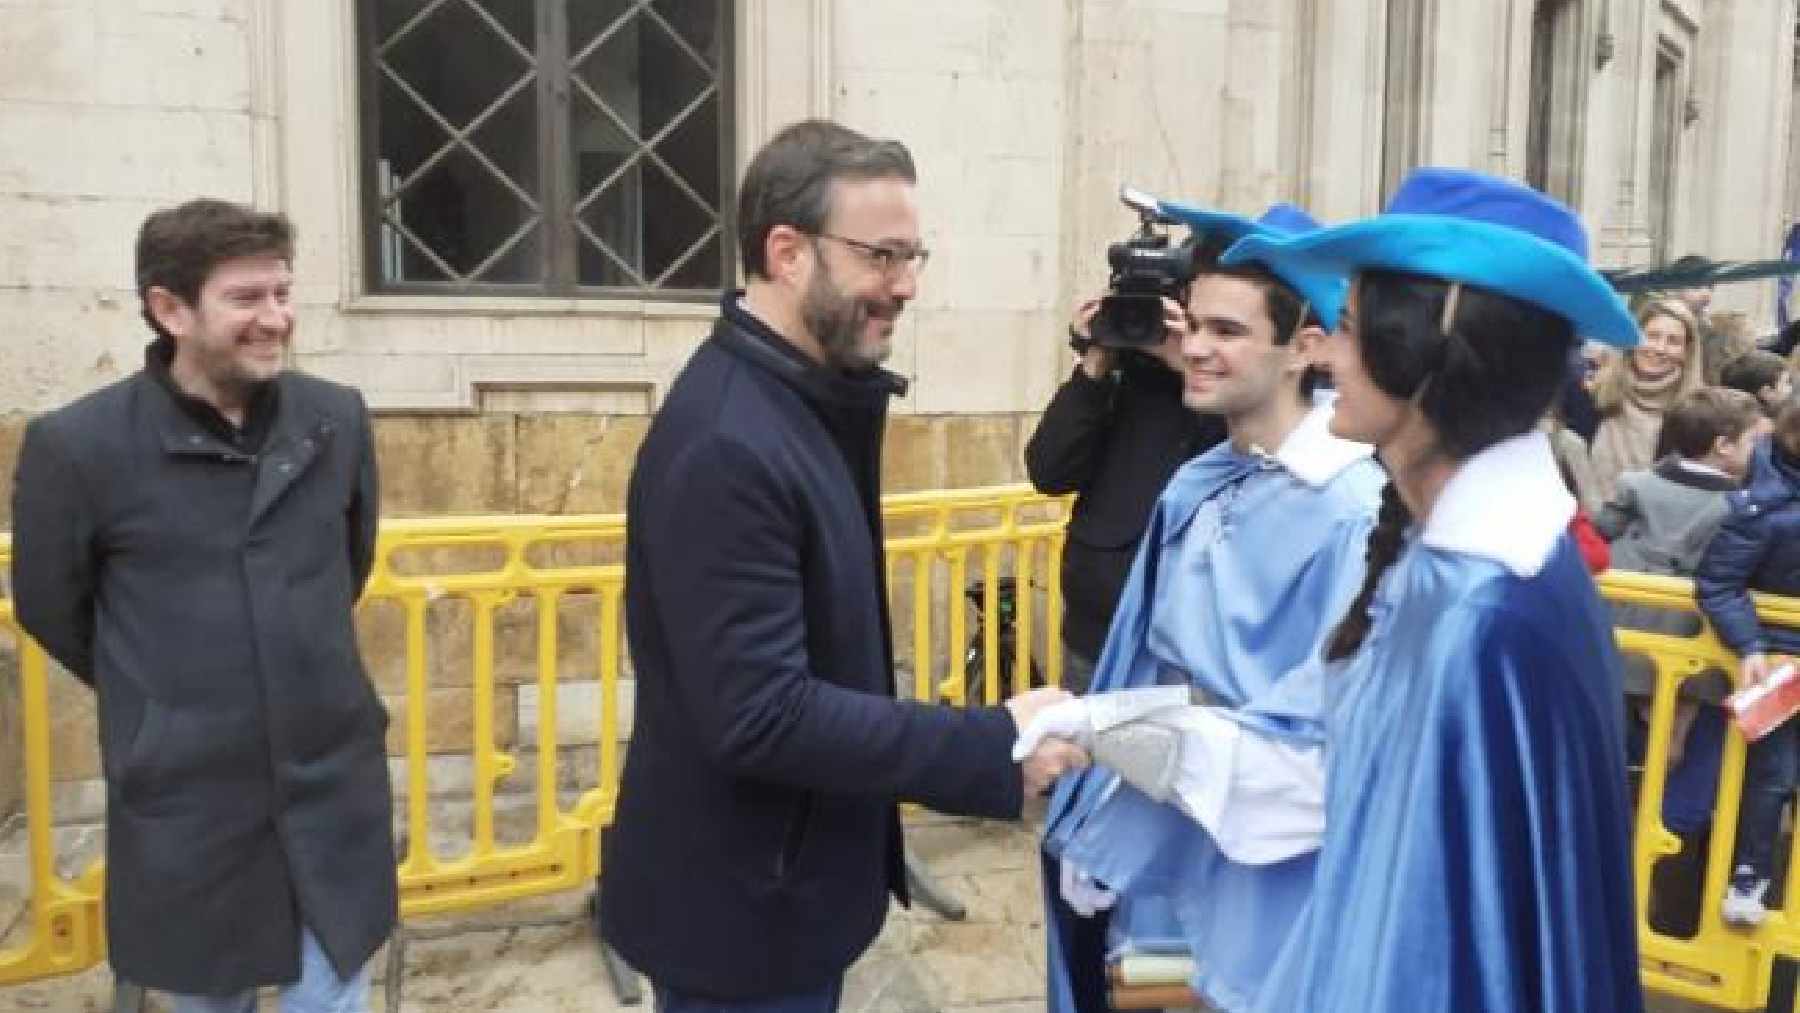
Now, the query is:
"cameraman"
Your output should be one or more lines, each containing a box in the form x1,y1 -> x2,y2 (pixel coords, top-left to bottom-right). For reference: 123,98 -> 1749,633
1025,296 -> 1225,693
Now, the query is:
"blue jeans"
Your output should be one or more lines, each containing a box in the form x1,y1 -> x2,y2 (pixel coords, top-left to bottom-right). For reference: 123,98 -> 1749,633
164,929 -> 372,1013
654,977 -> 844,1012
1733,719 -> 1800,880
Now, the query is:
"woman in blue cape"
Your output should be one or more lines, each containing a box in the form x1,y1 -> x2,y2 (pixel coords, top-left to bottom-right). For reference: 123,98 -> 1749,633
1221,168 -> 1643,1011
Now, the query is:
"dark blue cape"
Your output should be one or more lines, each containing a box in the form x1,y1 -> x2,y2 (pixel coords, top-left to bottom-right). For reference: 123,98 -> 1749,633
1252,536 -> 1642,1011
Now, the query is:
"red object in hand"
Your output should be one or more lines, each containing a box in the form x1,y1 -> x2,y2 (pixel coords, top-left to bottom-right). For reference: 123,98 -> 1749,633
1727,661 -> 1800,742
1568,510 -> 1610,574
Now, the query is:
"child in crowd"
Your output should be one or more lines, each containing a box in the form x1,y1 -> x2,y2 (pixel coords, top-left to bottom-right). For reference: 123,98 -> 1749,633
1697,396 -> 1800,927
1597,387 -> 1762,934
1719,349 -> 1792,418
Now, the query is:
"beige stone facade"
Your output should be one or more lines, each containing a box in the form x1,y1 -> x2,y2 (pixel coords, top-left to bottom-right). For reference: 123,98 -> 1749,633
2,0 -> 1796,423
3,0 -> 1800,886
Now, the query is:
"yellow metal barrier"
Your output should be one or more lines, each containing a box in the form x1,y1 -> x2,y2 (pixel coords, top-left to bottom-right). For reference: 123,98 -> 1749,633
0,484 -> 1070,986
1605,570 -> 1800,1010
7,486 -> 1798,1009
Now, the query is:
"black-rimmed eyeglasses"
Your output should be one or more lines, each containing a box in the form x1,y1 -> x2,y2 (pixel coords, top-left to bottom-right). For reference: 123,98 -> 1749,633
807,232 -> 931,276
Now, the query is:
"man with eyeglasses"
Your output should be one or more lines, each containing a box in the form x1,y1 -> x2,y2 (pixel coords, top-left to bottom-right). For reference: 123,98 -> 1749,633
600,119 -> 1089,1012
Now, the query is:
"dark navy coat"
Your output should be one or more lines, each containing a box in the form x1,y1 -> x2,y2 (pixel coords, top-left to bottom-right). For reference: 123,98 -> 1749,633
601,295 -> 1024,999
1697,438 -> 1800,656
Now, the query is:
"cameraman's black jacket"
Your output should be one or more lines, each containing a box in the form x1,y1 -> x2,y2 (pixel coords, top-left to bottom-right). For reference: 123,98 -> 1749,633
1026,353 -> 1225,661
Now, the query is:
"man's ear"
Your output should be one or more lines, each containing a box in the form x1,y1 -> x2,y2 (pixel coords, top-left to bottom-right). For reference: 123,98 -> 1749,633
764,224 -> 813,287
145,287 -> 192,340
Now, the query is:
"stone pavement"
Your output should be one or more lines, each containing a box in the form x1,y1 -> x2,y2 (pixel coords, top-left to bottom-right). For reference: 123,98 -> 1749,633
0,804 -> 1726,1012
0,808 -> 1055,1013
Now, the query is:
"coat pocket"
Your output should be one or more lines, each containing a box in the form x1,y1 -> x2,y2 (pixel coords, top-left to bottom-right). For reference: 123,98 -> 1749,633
118,700 -> 170,802
773,793 -> 814,883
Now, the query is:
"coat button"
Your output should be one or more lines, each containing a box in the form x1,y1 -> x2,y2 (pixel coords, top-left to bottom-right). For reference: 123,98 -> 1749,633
278,461 -> 293,474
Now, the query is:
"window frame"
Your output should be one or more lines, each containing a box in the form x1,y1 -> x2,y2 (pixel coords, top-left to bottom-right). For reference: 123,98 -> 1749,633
354,0 -> 737,301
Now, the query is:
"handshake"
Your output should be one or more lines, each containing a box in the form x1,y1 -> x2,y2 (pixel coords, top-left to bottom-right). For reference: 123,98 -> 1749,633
1004,685 -> 1202,799
1004,687 -> 1094,796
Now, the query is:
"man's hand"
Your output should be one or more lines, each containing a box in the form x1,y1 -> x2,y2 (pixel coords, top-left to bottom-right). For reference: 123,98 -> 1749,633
1072,298 -> 1112,379
1021,738 -> 1091,797
1010,696 -> 1095,760
1006,688 -> 1090,795
1148,295 -> 1192,376
1743,652 -> 1774,688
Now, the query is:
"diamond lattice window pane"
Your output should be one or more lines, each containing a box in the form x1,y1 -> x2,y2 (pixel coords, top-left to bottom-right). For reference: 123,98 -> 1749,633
376,71 -> 452,180
472,0 -> 534,52
469,87 -> 541,203
641,159 -> 715,285
568,0 -> 641,61
384,0 -> 532,128
651,0 -> 723,70
396,146 -> 538,279
375,0 -> 446,42
577,166 -> 646,288
654,87 -> 720,210
476,221 -> 545,283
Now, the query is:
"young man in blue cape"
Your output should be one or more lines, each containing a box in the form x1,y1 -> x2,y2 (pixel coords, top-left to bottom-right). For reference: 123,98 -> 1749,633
1213,168 -> 1644,1011
1022,201 -> 1385,1012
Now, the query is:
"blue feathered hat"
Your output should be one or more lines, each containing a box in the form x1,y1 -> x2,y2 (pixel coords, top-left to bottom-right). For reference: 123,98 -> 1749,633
1220,168 -> 1639,347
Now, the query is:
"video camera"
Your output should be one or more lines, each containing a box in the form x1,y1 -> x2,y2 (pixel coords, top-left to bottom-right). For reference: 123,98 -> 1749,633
1084,186 -> 1202,351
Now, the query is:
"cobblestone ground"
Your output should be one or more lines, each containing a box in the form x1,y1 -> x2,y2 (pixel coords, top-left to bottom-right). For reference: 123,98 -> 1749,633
0,805 -> 1728,1012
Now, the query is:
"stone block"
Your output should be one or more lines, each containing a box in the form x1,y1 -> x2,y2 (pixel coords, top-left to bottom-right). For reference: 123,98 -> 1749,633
0,5 -> 99,106
911,312 -> 1060,414
387,742 -> 609,804
0,636 -> 20,820
0,290 -> 144,415
515,678 -> 637,749
0,195 -> 169,293
395,919 -> 612,1011
908,920 -> 1046,1007
381,686 -> 518,757
0,413 -> 27,528
942,416 -> 1024,489
46,668 -> 99,783
515,414 -> 650,515
298,353 -> 459,401
359,589 -> 623,697
50,776 -> 107,827
882,415 -> 943,493
355,597 -> 410,695
0,104 -> 250,202
91,12 -> 251,111
371,414 -> 518,515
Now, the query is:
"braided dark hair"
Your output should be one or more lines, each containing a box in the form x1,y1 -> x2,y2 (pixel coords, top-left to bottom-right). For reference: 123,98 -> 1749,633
1325,482 -> 1411,661
1323,270 -> 1576,661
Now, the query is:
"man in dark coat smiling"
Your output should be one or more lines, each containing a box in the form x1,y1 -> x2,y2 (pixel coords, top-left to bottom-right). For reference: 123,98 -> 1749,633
10,199 -> 393,1011
600,120 -> 1089,1012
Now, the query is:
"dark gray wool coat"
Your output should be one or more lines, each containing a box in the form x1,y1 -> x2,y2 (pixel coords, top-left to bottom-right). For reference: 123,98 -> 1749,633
10,351 -> 395,995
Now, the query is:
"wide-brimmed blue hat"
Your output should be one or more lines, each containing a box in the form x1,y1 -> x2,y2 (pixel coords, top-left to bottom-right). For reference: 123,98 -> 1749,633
1158,200 -> 1342,314
1158,199 -> 1322,243
1220,168 -> 1639,347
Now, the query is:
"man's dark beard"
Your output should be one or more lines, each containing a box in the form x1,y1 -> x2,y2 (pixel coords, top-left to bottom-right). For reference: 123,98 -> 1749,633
800,254 -> 895,371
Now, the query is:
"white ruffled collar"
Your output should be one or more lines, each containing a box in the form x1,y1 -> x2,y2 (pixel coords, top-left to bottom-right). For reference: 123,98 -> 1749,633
1419,431 -> 1574,578
1256,394 -> 1373,489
